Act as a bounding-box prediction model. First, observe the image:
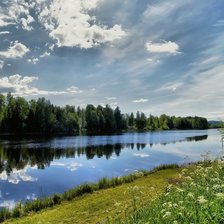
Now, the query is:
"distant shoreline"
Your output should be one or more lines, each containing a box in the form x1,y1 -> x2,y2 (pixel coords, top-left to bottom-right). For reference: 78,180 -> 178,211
0,128 -> 214,139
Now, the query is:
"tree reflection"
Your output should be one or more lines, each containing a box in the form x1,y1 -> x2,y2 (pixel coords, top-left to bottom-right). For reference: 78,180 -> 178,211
0,135 -> 207,175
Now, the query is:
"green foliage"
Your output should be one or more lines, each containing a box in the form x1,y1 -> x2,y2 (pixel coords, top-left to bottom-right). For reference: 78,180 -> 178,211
0,94 -> 6,126
12,204 -> 23,218
123,161 -> 224,224
0,208 -> 11,222
114,107 -> 123,130
151,164 -> 179,172
0,93 -> 209,135
209,121 -> 224,129
135,112 -> 147,130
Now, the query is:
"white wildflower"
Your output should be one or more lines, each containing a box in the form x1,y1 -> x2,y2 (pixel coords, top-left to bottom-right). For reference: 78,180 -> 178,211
187,192 -> 194,198
197,196 -> 207,204
176,187 -> 184,193
163,211 -> 171,218
185,176 -> 193,181
216,193 -> 224,200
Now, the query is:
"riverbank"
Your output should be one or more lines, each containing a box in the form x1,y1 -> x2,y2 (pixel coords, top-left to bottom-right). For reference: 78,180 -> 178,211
3,159 -> 224,224
3,165 -> 180,224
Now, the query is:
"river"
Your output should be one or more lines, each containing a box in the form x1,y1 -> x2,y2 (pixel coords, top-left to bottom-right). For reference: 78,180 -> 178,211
0,129 -> 221,208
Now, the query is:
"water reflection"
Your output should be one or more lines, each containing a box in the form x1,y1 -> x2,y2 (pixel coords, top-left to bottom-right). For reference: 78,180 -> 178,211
1,130 -> 221,208
0,135 -> 207,176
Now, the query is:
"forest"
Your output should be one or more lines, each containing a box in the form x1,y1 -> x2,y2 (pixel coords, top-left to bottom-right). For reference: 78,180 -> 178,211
0,93 -> 209,135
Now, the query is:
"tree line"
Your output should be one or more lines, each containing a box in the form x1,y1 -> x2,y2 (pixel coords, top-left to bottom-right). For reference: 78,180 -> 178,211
0,93 -> 209,135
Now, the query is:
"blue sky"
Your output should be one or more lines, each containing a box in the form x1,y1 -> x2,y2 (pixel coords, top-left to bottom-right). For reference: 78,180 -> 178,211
0,0 -> 224,120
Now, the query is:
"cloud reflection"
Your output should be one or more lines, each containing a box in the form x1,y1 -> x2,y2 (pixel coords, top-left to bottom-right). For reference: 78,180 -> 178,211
133,153 -> 150,158
0,166 -> 37,184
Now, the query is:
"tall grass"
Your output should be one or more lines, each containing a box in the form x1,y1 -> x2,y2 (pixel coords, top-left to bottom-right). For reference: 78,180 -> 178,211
122,160 -> 224,224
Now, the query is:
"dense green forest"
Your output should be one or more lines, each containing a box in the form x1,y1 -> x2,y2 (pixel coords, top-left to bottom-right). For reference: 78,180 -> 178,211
0,93 -> 208,135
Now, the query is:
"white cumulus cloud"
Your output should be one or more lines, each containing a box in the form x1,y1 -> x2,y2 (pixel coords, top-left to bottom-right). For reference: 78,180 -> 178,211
0,31 -> 10,35
145,41 -> 180,54
0,60 -> 4,69
0,14 -> 14,27
0,41 -> 29,59
0,74 -> 83,97
40,51 -> 51,58
20,15 -> 35,31
0,0 -> 35,30
67,86 -> 83,94
27,58 -> 39,64
132,98 -> 148,103
37,0 -> 126,48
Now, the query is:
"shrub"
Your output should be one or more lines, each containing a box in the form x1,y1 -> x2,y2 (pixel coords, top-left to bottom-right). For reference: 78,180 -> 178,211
0,208 -> 11,222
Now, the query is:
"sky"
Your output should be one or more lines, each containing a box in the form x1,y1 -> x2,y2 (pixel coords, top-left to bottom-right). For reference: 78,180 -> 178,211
0,0 -> 224,120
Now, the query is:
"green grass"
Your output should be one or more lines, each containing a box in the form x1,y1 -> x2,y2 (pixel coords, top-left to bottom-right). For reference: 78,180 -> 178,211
123,160 -> 224,224
3,167 -> 180,224
0,172 -> 143,222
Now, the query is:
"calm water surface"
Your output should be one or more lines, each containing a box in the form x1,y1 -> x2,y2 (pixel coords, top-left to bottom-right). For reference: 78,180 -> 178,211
0,129 -> 222,208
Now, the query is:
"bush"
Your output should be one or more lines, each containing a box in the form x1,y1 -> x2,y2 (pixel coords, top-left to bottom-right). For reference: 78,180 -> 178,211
12,204 -> 23,218
98,177 -> 110,189
53,193 -> 62,205
0,208 -> 11,222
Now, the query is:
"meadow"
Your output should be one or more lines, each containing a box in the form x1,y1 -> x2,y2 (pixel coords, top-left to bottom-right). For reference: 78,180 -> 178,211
123,159 -> 224,224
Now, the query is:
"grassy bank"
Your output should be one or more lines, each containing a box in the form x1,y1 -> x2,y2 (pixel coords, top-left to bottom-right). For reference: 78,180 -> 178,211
3,165 -> 180,224
123,160 -> 224,224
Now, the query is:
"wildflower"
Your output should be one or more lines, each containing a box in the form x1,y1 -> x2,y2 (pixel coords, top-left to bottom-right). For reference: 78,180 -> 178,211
196,165 -> 203,170
133,186 -> 139,191
187,192 -> 194,198
181,168 -> 188,174
176,187 -> 184,193
216,193 -> 224,200
163,211 -> 171,218
161,209 -> 166,214
168,202 -> 173,208
197,196 -> 207,204
167,184 -> 173,190
211,178 -> 220,182
114,202 -> 121,207
217,160 -> 224,164
185,176 -> 193,181
212,185 -> 221,190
